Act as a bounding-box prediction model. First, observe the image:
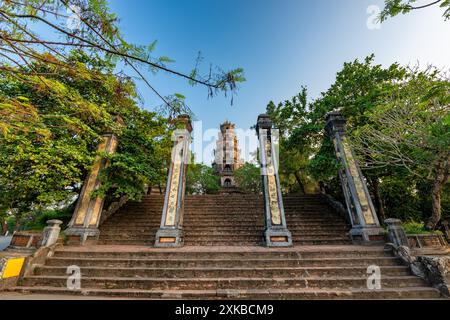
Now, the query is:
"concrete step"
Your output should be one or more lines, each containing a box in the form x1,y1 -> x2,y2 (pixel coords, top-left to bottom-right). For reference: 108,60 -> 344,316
97,241 -> 352,246
12,286 -> 442,299
99,231 -> 349,238
99,193 -> 351,247
46,257 -> 403,268
34,265 -> 412,278
21,275 -> 427,290
52,248 -> 393,259
97,239 -> 351,246
101,222 -> 348,229
99,226 -> 349,234
183,240 -> 351,246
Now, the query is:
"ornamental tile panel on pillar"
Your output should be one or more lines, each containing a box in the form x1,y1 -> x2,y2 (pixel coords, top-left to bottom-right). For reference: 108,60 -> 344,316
154,115 -> 192,248
256,114 -> 292,247
325,111 -> 384,243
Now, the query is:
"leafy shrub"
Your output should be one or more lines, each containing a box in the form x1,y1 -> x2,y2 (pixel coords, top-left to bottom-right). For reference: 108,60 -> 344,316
402,221 -> 443,235
23,208 -> 73,231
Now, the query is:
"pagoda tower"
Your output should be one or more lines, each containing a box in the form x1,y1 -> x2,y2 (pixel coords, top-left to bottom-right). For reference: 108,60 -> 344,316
212,121 -> 243,188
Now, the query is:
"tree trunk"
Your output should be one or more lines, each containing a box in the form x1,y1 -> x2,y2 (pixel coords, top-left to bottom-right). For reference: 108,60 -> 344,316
14,220 -> 21,232
426,159 -> 450,230
1,218 -> 6,235
369,176 -> 386,222
294,171 -> 306,194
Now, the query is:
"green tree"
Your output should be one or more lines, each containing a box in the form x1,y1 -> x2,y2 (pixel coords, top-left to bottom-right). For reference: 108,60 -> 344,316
0,1 -> 246,229
271,55 -> 407,216
234,163 -> 262,194
186,164 -> 220,195
0,52 -> 172,228
266,87 -> 317,194
0,0 -> 245,114
380,0 -> 450,21
303,55 -> 407,219
269,55 -> 450,229
352,67 -> 450,229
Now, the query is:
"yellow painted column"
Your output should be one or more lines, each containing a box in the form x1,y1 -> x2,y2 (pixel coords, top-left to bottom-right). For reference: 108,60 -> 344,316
66,117 -> 123,245
155,115 -> 192,247
325,111 -> 384,243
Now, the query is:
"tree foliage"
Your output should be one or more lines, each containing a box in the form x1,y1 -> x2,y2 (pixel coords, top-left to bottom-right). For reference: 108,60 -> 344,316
266,87 -> 316,194
381,0 -> 450,21
0,1 -> 246,229
0,51 -> 172,227
186,163 -> 220,195
0,0 -> 245,115
267,55 -> 449,229
234,163 -> 262,194
352,67 -> 450,228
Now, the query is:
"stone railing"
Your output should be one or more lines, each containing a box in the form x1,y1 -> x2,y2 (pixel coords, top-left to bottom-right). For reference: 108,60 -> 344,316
407,234 -> 448,249
319,192 -> 350,225
385,218 -> 450,297
1,220 -> 63,291
7,220 -> 63,252
99,195 -> 129,226
7,231 -> 42,252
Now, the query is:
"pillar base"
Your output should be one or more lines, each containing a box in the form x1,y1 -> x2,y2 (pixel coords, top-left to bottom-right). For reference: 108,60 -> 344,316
263,228 -> 293,247
154,228 -> 184,248
65,227 -> 100,246
349,226 -> 385,244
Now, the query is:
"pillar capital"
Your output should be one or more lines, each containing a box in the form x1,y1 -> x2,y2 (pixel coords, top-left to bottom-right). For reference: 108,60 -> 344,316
256,114 -> 273,134
173,114 -> 193,133
325,110 -> 347,136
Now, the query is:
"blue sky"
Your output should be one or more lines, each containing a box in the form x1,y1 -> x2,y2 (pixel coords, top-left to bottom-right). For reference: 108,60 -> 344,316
44,1 -> 450,163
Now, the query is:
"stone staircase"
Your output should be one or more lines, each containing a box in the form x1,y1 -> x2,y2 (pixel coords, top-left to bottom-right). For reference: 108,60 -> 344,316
9,194 -> 443,299
98,194 -> 351,246
12,246 -> 442,299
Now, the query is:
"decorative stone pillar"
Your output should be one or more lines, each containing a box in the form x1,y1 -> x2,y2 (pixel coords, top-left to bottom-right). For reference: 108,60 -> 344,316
66,117 -> 123,245
256,114 -> 292,247
40,220 -> 62,247
155,115 -> 192,247
385,219 -> 409,247
325,111 -> 384,242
